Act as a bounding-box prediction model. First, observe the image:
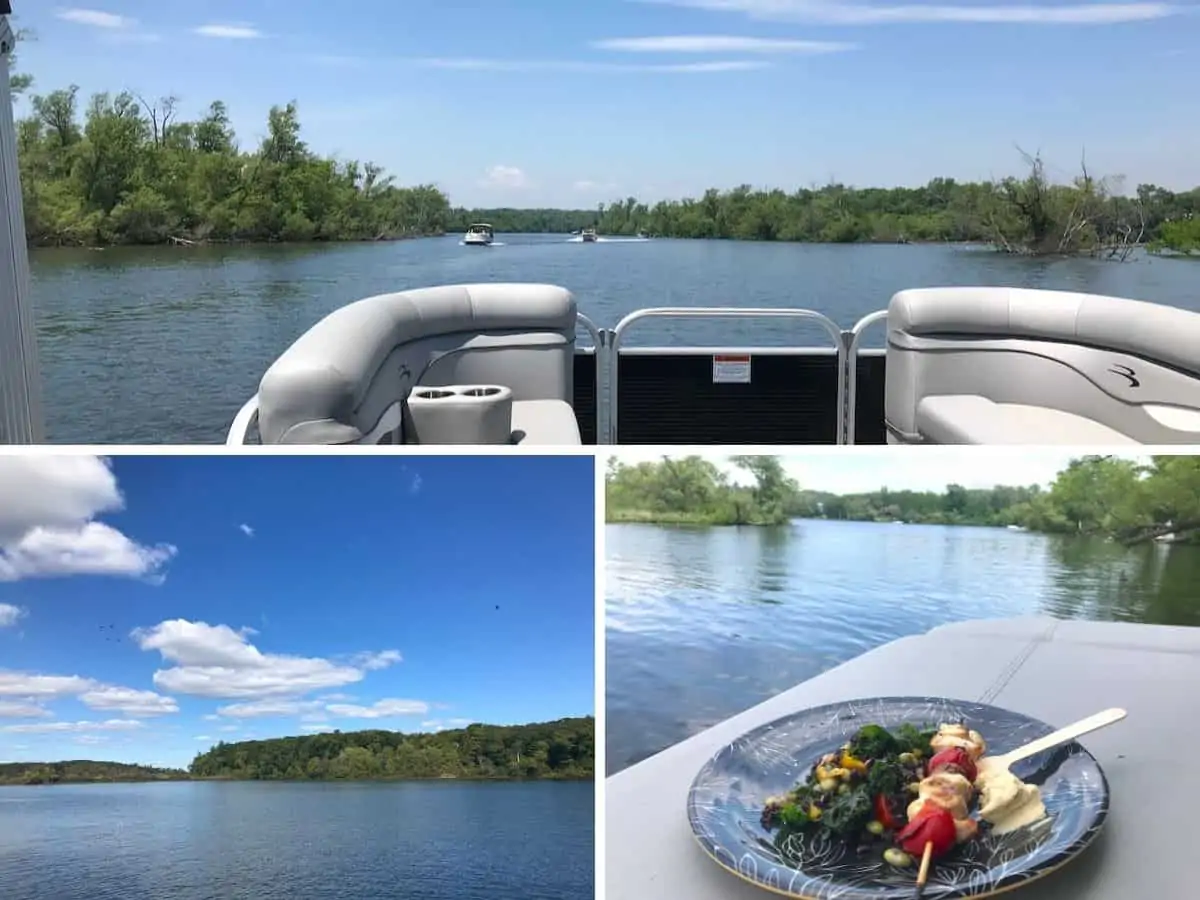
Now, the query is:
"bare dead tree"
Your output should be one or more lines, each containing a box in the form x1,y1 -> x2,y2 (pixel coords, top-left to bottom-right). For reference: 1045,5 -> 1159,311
137,93 -> 179,147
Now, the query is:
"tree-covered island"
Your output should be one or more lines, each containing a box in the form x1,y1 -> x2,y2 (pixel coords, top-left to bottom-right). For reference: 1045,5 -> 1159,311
606,455 -> 1200,545
1,717 -> 594,784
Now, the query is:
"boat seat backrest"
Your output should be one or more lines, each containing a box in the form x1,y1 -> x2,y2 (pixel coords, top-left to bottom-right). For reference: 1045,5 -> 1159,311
256,283 -> 577,444
884,287 -> 1200,444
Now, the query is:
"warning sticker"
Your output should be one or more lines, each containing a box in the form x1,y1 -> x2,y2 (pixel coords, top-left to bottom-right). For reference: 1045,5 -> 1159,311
712,354 -> 751,384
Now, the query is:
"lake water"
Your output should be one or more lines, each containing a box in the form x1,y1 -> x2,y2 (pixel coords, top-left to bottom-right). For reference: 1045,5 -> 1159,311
0,780 -> 593,900
605,519 -> 1200,775
29,237 -> 1200,442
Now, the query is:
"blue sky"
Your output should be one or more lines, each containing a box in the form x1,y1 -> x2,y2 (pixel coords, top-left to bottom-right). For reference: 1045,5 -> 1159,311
0,454 -> 595,769
12,2 -> 1199,206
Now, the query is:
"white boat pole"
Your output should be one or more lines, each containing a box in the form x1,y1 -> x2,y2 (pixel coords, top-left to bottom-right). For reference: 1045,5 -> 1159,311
0,5 -> 44,443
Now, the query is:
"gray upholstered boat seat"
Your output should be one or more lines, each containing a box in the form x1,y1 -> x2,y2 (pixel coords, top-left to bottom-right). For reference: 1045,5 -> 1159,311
885,287 -> 1200,445
256,283 -> 580,444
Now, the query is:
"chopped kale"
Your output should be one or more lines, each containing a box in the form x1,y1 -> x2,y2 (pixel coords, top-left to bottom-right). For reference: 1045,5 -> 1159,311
894,723 -> 936,755
865,758 -> 906,797
848,724 -> 898,760
821,786 -> 873,838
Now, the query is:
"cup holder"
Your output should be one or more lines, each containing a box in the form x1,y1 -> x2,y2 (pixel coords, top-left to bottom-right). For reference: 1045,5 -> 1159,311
407,384 -> 513,444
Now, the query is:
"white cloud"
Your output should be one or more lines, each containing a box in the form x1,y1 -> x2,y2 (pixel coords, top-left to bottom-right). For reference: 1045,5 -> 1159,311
0,672 -> 94,698
55,9 -> 133,28
0,457 -> 176,582
0,718 -> 143,734
417,58 -> 768,73
352,650 -> 402,671
79,686 -> 178,717
410,473 -> 423,495
218,725 -> 240,732
216,698 -> 325,718
326,698 -> 430,719
194,735 -> 212,741
594,35 -> 856,53
635,0 -> 1176,25
481,165 -> 530,189
0,700 -> 52,718
0,671 -> 177,719
238,524 -> 254,537
612,450 -> 1148,494
301,723 -> 335,733
133,619 -> 402,699
194,24 -> 262,39
0,603 -> 25,627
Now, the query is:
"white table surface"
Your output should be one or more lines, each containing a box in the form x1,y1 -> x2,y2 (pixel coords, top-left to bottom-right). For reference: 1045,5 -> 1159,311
606,616 -> 1200,899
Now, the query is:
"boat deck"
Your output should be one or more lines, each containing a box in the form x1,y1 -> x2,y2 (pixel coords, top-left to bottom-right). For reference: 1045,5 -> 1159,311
606,617 -> 1200,899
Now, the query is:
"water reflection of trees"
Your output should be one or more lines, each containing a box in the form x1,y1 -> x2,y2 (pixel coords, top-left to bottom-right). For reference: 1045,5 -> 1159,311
749,524 -> 793,602
1042,536 -> 1200,626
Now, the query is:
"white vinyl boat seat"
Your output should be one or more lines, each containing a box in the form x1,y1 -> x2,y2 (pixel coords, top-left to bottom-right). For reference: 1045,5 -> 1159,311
885,287 -> 1200,445
915,395 -> 1139,444
511,399 -> 582,445
255,283 -> 578,444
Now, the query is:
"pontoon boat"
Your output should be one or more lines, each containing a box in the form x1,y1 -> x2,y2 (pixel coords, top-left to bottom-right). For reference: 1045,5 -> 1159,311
216,283 -> 1200,446
463,223 -> 494,246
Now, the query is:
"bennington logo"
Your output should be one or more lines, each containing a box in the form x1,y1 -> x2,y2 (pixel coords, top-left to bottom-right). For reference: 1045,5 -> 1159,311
1107,364 -> 1140,388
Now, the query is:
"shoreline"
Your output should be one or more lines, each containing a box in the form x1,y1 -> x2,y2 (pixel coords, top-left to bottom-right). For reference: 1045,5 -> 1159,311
0,773 -> 594,787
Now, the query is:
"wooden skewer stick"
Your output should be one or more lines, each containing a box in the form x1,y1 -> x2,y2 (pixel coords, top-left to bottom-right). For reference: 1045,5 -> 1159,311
914,841 -> 933,898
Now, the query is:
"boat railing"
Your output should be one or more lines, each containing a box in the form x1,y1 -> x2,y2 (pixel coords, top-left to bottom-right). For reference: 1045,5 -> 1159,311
608,307 -> 849,444
845,310 -> 890,446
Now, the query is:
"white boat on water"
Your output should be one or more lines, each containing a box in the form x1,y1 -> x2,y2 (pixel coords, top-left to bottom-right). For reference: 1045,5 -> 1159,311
463,223 -> 494,246
581,228 -> 598,243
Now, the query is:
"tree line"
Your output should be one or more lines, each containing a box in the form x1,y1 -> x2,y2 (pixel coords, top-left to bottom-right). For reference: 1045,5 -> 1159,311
606,455 -> 801,526
11,37 -> 1199,256
607,455 -> 1200,544
16,79 -> 449,246
454,156 -> 1200,259
189,717 -> 594,781
0,760 -> 188,785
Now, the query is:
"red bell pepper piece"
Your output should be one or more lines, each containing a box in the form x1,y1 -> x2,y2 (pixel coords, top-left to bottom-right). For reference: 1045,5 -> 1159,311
874,794 -> 897,831
927,747 -> 977,784
896,805 -> 957,859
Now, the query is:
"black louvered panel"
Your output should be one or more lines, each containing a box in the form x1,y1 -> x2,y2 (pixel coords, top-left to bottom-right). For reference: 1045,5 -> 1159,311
615,354 -> 841,444
853,354 -> 888,444
572,352 -> 598,445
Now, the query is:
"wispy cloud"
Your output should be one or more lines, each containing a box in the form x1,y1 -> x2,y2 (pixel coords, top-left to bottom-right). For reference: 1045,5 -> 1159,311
415,58 -> 769,73
55,9 -> 133,29
634,0 -> 1178,25
594,35 -> 857,52
194,24 -> 263,39
0,603 -> 25,628
0,718 -> 143,734
481,165 -> 530,190
238,523 -> 254,538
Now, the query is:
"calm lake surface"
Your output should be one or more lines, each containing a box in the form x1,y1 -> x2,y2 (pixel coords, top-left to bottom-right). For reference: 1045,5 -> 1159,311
29,237 -> 1200,442
605,519 -> 1200,775
0,780 -> 593,900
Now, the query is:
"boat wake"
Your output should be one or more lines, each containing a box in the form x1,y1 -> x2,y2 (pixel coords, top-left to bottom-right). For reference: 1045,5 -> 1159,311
459,241 -> 507,247
565,236 -> 650,243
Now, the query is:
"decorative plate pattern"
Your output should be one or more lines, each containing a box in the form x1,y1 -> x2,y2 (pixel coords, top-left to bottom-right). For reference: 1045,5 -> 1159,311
687,697 -> 1109,899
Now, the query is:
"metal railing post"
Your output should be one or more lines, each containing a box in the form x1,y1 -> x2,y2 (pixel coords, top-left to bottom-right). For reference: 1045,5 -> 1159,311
0,13 -> 44,443
846,310 -> 889,445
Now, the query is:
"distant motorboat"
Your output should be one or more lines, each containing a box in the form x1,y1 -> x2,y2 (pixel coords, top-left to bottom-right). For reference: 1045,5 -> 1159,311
463,223 -> 494,246
581,228 -> 598,243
